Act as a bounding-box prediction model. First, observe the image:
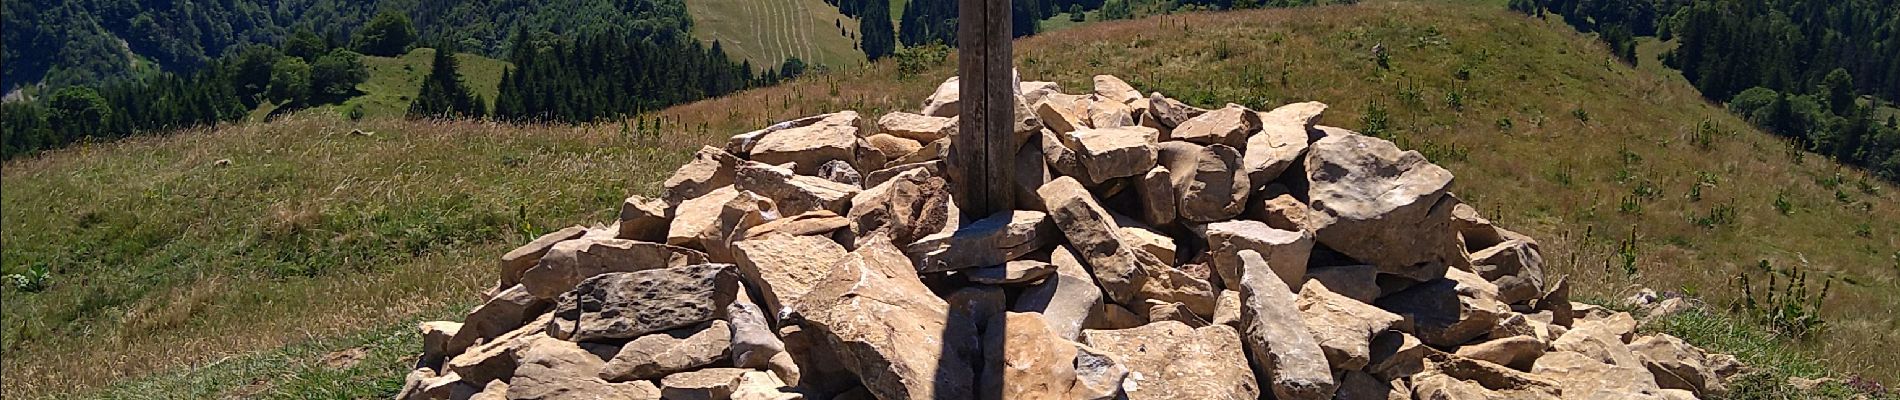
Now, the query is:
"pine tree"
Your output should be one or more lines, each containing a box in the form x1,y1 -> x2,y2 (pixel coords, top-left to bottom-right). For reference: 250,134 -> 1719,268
859,0 -> 896,60
408,47 -> 485,119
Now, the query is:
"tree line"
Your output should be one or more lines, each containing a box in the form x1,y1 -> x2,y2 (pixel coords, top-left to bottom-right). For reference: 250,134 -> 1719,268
885,0 -> 1355,52
3,0 -> 692,91
1511,0 -> 1900,180
1,21 -> 379,159
485,29 -> 772,123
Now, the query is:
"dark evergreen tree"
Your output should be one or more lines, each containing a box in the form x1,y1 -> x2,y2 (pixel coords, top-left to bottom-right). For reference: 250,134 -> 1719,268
408,48 -> 485,118
860,0 -> 897,60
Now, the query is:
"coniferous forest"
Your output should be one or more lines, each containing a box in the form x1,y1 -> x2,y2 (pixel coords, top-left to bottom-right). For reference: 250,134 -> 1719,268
491,31 -> 762,123
1513,0 -> 1900,180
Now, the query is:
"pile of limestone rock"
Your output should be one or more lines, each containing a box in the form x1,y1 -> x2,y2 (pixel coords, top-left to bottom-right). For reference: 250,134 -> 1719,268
397,75 -> 1747,400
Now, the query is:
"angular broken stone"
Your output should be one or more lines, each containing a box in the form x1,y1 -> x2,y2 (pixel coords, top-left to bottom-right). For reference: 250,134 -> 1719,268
1085,97 -> 1137,129
743,210 -> 849,239
877,112 -> 955,142
1212,290 -> 1242,328
1532,350 -> 1668,400
1070,127 -> 1160,184
448,284 -> 550,356
1082,321 -> 1257,399
1630,333 -> 1725,397
1146,93 -> 1207,129
1235,249 -> 1336,400
1171,104 -> 1260,147
1367,331 -> 1427,381
667,186 -> 745,249
1136,262 -> 1219,319
904,210 -> 1054,272
521,238 -> 710,299
733,232 -> 852,315
1037,100 -> 1088,134
987,312 -> 1128,400
1171,143 -> 1250,222
964,259 -> 1056,285
795,237 -> 977,400
663,146 -> 742,205
748,112 -> 861,175
1041,128 -> 1095,183
1247,187 -> 1316,233
548,264 -> 740,342
600,321 -> 732,381
1305,131 -> 1463,281
1412,351 -> 1562,400
447,313 -> 553,385
1471,238 -> 1546,305
847,172 -> 954,247
1456,335 -> 1547,371
1303,264 -> 1380,303
1142,300 -> 1211,328
816,159 -> 862,187
920,77 -> 961,117
1116,222 -> 1176,264
1135,165 -> 1177,226
1038,176 -> 1154,305
1241,102 -> 1323,186
1013,245 -> 1108,341
656,368 -> 750,400
1203,220 -> 1313,291
736,162 -> 859,216
500,226 -> 589,288
1093,75 -> 1144,104
1296,280 -> 1405,371
617,195 -> 671,242
1375,277 -> 1508,348
863,134 -> 923,169
421,320 -> 464,368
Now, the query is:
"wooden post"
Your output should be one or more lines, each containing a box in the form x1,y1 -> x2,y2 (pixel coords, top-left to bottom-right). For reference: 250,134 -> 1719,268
953,0 -> 1016,216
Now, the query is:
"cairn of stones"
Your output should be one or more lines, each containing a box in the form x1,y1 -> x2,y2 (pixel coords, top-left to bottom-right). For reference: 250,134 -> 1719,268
399,75 -> 1747,400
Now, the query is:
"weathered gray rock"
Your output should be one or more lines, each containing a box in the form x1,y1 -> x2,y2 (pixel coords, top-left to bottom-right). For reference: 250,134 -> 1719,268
1241,108 -> 1315,187
1145,93 -> 1207,129
1171,104 -> 1259,147
500,226 -> 589,289
548,264 -> 740,342
1211,290 -> 1242,328
1135,263 -> 1219,319
420,320 -> 463,367
448,284 -> 550,356
1012,245 -> 1108,341
1367,331 -> 1427,381
727,297 -> 800,385
1295,280 -> 1404,371
1532,351 -> 1668,400
1630,334 -> 1726,397
1093,75 -> 1144,104
1163,142 -> 1249,222
1203,220 -> 1312,291
816,159 -> 862,187
1335,370 -> 1404,400
1235,249 -> 1336,400
664,146 -> 742,205
748,112 -> 861,175
509,337 -> 664,399
1471,238 -> 1546,305
1455,335 -> 1547,371
736,162 -> 859,216
984,312 -> 1128,400
1302,264 -> 1379,303
1070,127 -> 1160,184
1038,176 -> 1154,305
1305,131 -> 1463,281
794,237 -> 976,400
1259,101 -> 1327,128
878,112 -> 955,142
616,196 -> 671,243
1020,81 -> 1064,106
733,232 -> 852,316
729,370 -> 803,400
1411,351 -> 1562,400
1247,186 -> 1316,233
656,368 -> 749,400
920,77 -> 961,117
1135,165 -> 1177,226
521,238 -> 711,299
1040,128 -> 1095,183
1118,224 -> 1176,264
964,260 -> 1055,285
904,210 -> 1053,272
1374,277 -> 1508,348
667,186 -> 746,249
847,172 -> 954,247
446,312 -> 552,385
1082,321 -> 1257,399
600,321 -> 731,381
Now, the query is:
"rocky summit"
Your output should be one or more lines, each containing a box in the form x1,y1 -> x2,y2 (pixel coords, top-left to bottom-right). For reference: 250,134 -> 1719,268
398,74 -> 1747,400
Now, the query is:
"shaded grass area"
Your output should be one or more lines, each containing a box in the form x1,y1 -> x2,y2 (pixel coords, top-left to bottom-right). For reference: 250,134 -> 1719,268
1,115 -> 696,398
253,48 -> 510,122
1646,308 -> 1895,399
5,0 -> 1897,397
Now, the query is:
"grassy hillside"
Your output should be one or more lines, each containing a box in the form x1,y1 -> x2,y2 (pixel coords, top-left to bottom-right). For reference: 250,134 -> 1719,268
4,1 -> 1897,398
250,48 -> 511,122
686,0 -> 869,71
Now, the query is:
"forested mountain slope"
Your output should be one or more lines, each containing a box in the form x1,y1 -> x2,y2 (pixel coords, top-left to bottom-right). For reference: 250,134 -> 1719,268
2,1 -> 1895,398
1,0 -> 691,90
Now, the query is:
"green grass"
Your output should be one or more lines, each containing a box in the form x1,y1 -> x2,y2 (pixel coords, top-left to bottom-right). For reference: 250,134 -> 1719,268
252,48 -> 510,122
5,1 -> 1897,397
685,0 -> 867,72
